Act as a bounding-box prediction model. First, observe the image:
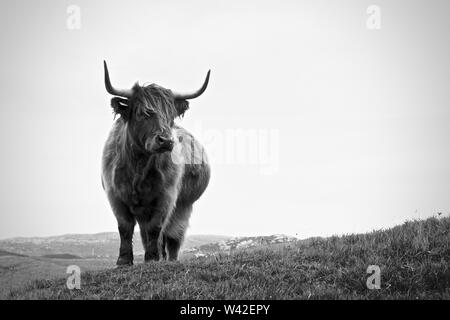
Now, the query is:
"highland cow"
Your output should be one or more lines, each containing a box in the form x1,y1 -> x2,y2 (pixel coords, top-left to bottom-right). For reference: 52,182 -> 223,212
101,61 -> 211,265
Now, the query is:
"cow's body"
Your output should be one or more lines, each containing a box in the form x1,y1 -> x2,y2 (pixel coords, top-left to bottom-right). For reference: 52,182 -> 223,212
102,121 -> 210,263
101,62 -> 211,264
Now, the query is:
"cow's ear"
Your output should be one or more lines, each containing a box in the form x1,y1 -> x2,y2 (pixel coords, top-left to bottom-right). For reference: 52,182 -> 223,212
175,99 -> 189,118
111,97 -> 130,120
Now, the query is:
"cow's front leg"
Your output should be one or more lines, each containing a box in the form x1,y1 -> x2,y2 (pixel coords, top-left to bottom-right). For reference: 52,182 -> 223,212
138,214 -> 164,262
108,193 -> 136,266
117,220 -> 135,266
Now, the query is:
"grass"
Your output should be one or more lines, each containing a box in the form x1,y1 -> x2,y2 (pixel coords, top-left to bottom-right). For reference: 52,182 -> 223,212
7,216 -> 450,300
0,256 -> 114,299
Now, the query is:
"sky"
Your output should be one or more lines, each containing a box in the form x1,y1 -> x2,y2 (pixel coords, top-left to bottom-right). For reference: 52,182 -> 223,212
0,0 -> 449,239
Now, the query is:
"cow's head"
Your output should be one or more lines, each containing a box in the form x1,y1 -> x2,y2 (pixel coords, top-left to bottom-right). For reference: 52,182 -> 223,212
103,61 -> 210,153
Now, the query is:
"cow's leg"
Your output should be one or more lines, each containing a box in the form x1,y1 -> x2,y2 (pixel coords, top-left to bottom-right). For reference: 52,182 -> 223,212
163,204 -> 193,261
165,236 -> 183,261
117,220 -> 135,266
108,193 -> 136,266
138,215 -> 164,262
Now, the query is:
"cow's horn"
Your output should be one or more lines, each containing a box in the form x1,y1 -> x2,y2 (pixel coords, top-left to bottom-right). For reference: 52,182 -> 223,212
104,61 -> 134,98
172,70 -> 211,100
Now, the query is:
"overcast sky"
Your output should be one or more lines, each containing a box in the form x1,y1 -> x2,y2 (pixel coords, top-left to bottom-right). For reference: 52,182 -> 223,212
0,0 -> 449,239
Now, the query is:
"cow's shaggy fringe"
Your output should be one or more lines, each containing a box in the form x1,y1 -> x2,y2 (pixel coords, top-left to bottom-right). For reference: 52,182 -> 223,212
111,84 -> 189,121
131,84 -> 179,121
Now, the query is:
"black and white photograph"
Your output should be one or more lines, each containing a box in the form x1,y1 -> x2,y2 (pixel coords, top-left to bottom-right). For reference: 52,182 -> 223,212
0,0 -> 449,308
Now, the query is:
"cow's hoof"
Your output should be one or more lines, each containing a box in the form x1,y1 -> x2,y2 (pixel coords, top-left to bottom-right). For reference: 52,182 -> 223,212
116,257 -> 133,266
144,257 -> 159,263
144,253 -> 159,263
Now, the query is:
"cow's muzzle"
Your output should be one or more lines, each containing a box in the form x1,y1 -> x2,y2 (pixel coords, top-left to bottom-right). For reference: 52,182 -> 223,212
145,135 -> 175,153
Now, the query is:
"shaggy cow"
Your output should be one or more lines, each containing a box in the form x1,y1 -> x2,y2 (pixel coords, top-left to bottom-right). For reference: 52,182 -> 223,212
101,61 -> 211,265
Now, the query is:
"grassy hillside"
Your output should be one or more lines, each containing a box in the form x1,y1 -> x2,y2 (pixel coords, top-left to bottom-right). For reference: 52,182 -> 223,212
7,216 -> 450,300
0,256 -> 114,299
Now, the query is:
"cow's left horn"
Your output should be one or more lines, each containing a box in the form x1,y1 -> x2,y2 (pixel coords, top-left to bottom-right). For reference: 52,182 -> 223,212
104,60 -> 134,98
172,70 -> 211,100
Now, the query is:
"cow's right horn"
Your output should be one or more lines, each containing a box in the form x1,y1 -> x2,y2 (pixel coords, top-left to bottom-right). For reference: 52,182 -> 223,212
103,61 -> 134,98
172,70 -> 211,100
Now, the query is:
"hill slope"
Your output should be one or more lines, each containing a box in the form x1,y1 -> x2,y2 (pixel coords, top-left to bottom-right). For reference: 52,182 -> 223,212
8,216 -> 450,299
0,250 -> 27,257
0,255 -> 114,299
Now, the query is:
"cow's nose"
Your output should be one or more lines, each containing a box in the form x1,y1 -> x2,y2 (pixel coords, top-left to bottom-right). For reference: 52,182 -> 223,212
156,135 -> 171,145
156,135 -> 174,150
